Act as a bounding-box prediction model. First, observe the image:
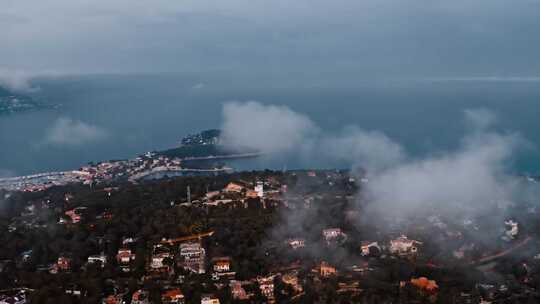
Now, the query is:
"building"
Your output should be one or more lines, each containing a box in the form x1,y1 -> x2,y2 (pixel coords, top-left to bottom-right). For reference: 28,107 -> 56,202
257,275 -> 275,302
179,241 -> 206,274
20,250 -> 32,263
102,295 -> 123,304
224,182 -> 244,193
254,181 -> 264,197
117,248 -> 135,264
212,257 -> 231,272
205,191 -> 220,200
212,257 -> 235,279
360,241 -> 380,256
64,207 -> 87,224
201,294 -> 220,304
131,289 -> 150,304
65,285 -> 82,297
322,228 -> 345,243
87,254 -> 107,267
230,281 -> 251,301
282,271 -> 303,293
151,252 -> 172,269
287,238 -> 306,250
389,235 -> 422,256
245,190 -> 259,199
161,289 -> 185,304
55,255 -> 71,272
503,219 -> 519,241
319,261 -> 337,277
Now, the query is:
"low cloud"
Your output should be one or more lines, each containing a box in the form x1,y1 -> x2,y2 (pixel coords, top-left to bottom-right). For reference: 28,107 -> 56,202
464,108 -> 498,131
364,130 -> 520,220
319,126 -> 405,171
192,83 -> 205,90
355,109 -> 533,240
221,101 -> 405,171
44,117 -> 108,146
221,102 -> 535,241
0,68 -> 40,93
221,101 -> 317,154
422,76 -> 540,83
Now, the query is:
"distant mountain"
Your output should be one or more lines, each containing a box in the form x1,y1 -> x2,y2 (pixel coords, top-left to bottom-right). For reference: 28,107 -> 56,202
0,86 -> 45,115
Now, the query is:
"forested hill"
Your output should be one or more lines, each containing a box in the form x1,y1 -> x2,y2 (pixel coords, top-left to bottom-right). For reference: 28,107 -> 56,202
156,129 -> 258,159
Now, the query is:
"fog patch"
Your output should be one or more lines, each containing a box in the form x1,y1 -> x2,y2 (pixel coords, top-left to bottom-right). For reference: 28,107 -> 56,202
0,68 -> 40,93
358,108 -> 532,238
221,101 -> 318,154
319,126 -> 405,172
44,117 -> 109,146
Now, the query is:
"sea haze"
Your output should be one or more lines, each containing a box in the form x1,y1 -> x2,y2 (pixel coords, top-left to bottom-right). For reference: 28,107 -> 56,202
1,74 -> 539,176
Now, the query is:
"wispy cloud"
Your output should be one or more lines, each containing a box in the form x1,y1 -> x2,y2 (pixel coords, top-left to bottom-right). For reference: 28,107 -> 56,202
192,83 -> 205,90
44,117 -> 109,146
421,76 -> 540,83
0,68 -> 40,93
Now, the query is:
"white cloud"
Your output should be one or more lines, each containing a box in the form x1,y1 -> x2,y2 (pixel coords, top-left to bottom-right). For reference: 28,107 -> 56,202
192,83 -> 205,90
364,131 -> 519,219
424,76 -> 540,83
44,117 -> 108,146
463,108 -> 498,131
221,101 -> 317,154
320,126 -> 405,171
0,68 -> 40,93
220,101 -> 405,171
221,103 -> 533,232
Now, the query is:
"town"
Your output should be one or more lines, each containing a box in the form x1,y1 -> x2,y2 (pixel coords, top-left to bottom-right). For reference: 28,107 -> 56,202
2,168 -> 540,303
0,130 -> 247,193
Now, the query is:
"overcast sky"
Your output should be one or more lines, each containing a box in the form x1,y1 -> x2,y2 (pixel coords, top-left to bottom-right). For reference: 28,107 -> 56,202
2,0 -> 540,79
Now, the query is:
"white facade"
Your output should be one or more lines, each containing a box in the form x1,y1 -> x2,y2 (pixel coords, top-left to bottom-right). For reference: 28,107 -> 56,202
254,181 -> 264,198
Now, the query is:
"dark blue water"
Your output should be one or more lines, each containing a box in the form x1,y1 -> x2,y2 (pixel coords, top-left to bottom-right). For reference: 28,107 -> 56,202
1,74 -> 539,176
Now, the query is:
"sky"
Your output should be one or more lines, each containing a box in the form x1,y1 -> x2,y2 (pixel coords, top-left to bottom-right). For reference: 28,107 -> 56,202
1,0 -> 540,82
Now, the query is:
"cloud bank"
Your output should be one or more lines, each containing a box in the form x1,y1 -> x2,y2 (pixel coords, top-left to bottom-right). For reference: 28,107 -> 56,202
364,129 -> 520,220
221,102 -> 533,229
2,1 -> 540,78
221,101 -> 404,171
221,101 -> 317,154
44,118 -> 108,146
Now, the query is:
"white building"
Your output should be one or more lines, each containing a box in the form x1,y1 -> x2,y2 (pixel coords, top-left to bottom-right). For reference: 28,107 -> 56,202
254,181 -> 264,198
389,235 -> 422,256
179,242 -> 206,274
201,295 -> 220,304
87,254 -> 107,267
288,238 -> 306,250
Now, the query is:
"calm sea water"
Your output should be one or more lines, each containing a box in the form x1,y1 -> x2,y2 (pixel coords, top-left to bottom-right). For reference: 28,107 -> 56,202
1,74 -> 539,176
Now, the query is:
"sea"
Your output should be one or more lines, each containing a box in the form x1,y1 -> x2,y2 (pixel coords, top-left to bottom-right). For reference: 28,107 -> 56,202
1,74 -> 539,176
